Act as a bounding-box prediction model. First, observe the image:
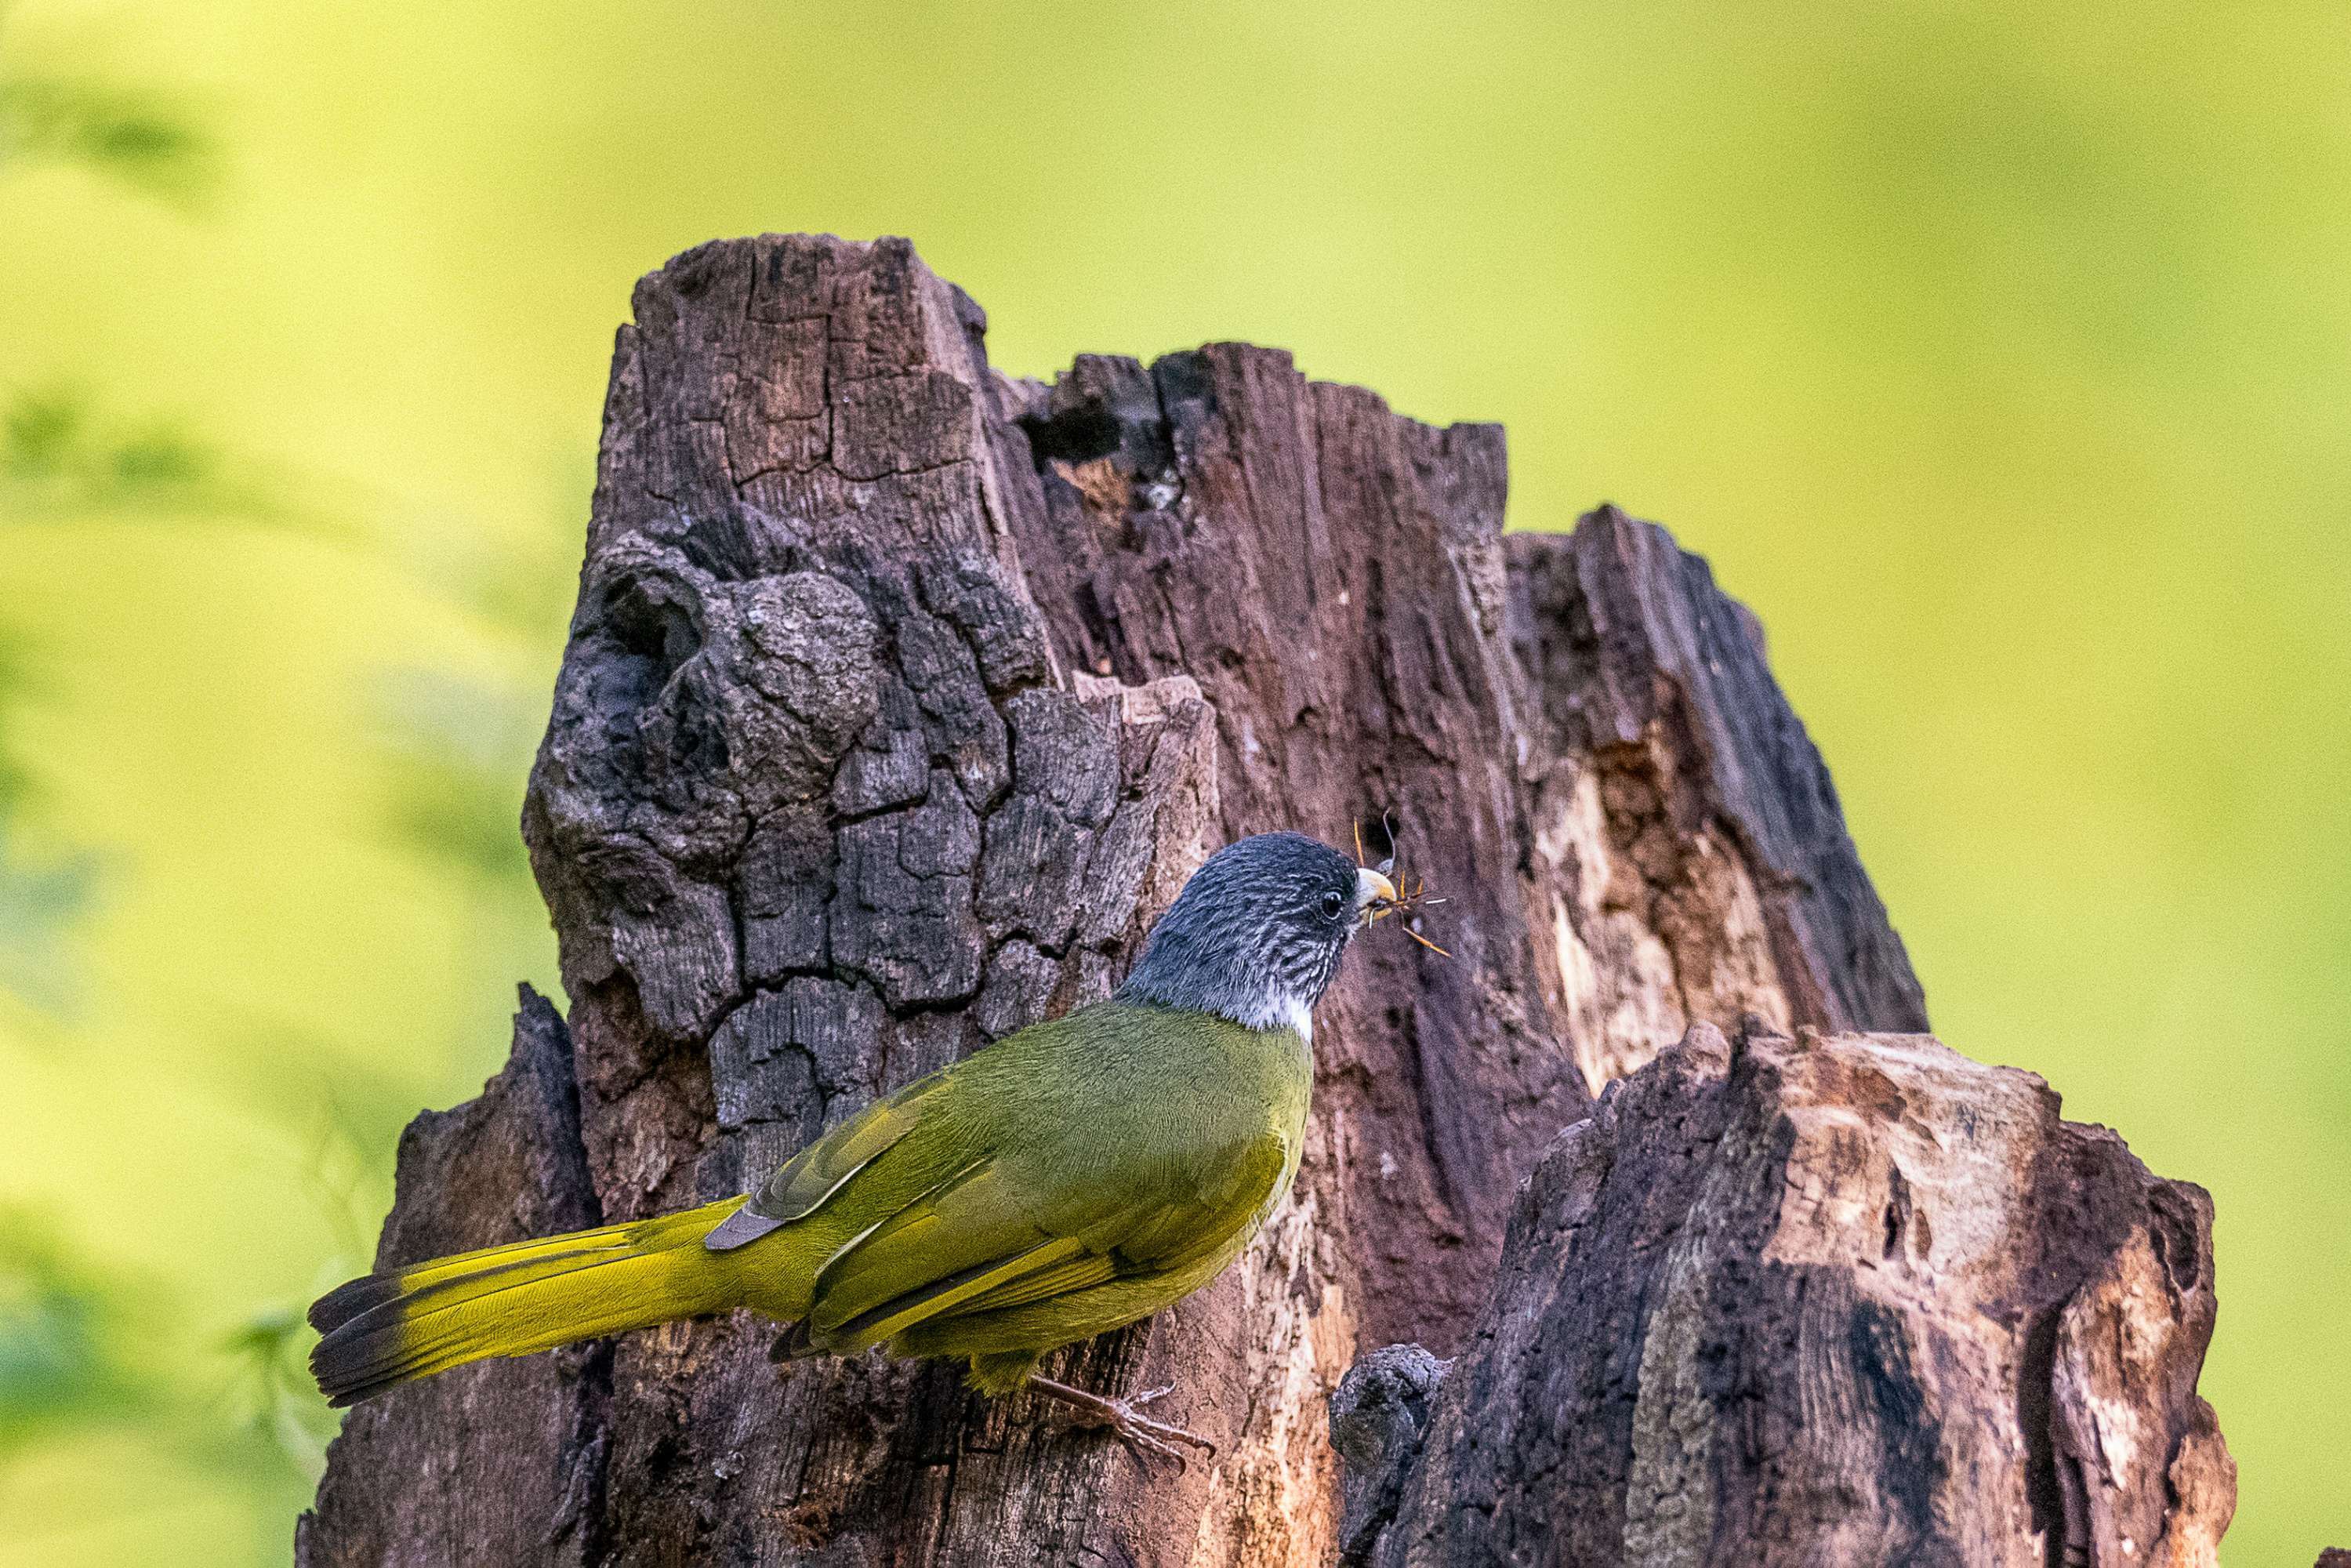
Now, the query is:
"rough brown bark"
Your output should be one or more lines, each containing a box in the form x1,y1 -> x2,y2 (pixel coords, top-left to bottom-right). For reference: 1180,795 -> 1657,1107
296,234 -> 2216,1566
297,989 -> 608,1567
1331,1021 -> 2233,1568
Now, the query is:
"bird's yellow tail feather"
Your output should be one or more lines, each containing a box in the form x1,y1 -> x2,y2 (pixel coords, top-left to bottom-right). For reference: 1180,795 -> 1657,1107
309,1197 -> 748,1406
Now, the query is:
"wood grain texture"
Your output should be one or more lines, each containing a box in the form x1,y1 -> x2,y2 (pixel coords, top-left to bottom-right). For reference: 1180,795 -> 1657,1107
292,234 -> 2215,1567
1336,1020 -> 2233,1568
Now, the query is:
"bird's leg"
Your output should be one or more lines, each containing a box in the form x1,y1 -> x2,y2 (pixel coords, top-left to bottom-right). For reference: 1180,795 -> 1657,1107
1025,1373 -> 1218,1470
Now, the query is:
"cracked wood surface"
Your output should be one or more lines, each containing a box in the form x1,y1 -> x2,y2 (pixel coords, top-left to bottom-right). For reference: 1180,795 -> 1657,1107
1337,1022 -> 2233,1568
299,234 -> 1938,1566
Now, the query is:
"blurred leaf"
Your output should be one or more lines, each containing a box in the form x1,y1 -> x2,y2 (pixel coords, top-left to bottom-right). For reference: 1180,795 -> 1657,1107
0,619 -> 94,1012
0,619 -> 32,815
0,71 -> 219,210
0,1211 -> 153,1460
0,387 -> 289,525
0,822 -> 96,1013
216,1305 -> 333,1481
0,1207 -> 332,1527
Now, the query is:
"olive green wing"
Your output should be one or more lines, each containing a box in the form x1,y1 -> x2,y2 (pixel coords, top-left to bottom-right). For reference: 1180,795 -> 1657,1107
941,1134 -> 1291,1317
802,1129 -> 1291,1356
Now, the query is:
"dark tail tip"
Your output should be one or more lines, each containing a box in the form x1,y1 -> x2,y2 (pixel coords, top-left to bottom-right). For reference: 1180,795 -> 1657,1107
310,1308 -> 408,1406
309,1272 -> 400,1337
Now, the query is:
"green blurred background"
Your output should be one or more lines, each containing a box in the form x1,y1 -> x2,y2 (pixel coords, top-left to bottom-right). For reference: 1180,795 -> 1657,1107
0,2 -> 2342,1561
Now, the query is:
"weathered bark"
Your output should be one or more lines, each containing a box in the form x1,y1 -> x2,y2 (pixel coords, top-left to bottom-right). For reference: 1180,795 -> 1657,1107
1331,1020 -> 2233,1568
298,989 -> 608,1566
296,234 -> 2219,1567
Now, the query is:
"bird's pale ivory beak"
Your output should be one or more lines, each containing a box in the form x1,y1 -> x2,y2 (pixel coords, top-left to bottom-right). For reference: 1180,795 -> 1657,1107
1355,866 -> 1398,919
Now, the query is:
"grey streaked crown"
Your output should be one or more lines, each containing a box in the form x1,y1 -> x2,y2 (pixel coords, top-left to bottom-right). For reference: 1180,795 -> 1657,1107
1116,832 -> 1368,1035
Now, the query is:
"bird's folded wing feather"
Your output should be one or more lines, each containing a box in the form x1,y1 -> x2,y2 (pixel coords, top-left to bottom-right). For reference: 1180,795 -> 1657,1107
704,1074 -> 954,1251
804,1129 -> 1290,1353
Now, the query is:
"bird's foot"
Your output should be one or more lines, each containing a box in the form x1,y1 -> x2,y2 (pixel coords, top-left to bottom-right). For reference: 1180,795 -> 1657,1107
1025,1374 -> 1219,1471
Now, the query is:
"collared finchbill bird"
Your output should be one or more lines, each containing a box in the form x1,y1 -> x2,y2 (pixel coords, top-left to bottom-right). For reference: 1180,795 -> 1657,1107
308,832 -> 1412,1463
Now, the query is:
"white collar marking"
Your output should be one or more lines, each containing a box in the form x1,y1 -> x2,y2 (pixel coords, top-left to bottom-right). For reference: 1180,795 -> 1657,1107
1221,992 -> 1315,1043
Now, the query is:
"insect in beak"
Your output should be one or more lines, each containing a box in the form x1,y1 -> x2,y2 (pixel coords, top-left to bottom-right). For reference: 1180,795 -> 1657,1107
1353,819 -> 1453,958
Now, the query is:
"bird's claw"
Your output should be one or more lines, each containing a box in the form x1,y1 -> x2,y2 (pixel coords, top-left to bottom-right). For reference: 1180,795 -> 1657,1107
1031,1376 -> 1218,1471
1095,1387 -> 1217,1471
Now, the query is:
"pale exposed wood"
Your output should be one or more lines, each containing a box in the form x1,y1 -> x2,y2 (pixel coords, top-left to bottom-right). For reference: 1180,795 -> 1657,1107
1334,1022 -> 2233,1568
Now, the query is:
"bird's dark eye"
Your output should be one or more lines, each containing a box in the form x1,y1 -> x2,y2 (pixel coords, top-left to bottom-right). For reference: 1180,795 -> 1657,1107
1320,889 -> 1346,920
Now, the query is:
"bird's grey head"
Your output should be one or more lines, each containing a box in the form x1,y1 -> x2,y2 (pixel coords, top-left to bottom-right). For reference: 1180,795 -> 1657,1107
1116,832 -> 1395,1040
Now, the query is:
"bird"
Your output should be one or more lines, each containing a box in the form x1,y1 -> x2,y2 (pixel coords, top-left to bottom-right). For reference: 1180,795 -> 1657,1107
309,830 -> 1406,1465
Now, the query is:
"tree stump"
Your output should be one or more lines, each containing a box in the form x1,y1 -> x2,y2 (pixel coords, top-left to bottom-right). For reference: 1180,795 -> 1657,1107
296,234 -> 2222,1567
